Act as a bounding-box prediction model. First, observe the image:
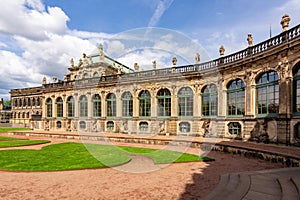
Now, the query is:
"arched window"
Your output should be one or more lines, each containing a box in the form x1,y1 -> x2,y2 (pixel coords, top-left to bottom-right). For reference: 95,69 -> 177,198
28,98 -> 31,107
228,122 -> 241,135
56,97 -> 63,118
32,98 -> 36,106
179,122 -> 191,133
13,99 -> 17,107
202,84 -> 218,117
122,92 -> 133,117
67,96 -> 75,117
178,87 -> 193,117
139,90 -> 151,117
93,72 -> 99,78
83,73 -> 89,79
80,121 -> 86,129
93,94 -> 101,117
294,123 -> 300,140
139,122 -> 149,131
256,71 -> 279,115
19,99 -> 22,107
293,64 -> 300,113
157,89 -> 171,117
37,97 -> 41,106
57,121 -> 62,129
79,95 -> 88,117
46,98 -> 52,118
26,112 -> 30,118
106,93 -> 116,117
107,121 -> 114,130
227,79 -> 245,116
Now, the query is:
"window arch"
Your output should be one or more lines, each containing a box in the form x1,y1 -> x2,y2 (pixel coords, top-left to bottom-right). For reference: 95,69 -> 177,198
107,121 -> 115,130
37,97 -> 41,106
67,96 -> 75,117
122,92 -> 133,117
179,122 -> 191,133
227,79 -> 245,116
139,122 -> 149,132
294,123 -> 300,140
80,121 -> 86,129
201,84 -> 218,117
228,122 -> 242,135
178,87 -> 193,117
46,98 -> 52,118
93,72 -> 99,78
79,95 -> 88,117
56,97 -> 63,118
293,64 -> 300,113
106,93 -> 116,117
139,90 -> 151,117
32,98 -> 36,106
83,73 -> 89,79
27,98 -> 31,106
256,71 -> 279,115
157,89 -> 171,117
93,94 -> 101,117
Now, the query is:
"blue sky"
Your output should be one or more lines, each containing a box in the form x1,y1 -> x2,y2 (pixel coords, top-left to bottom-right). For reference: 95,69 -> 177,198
0,0 -> 299,99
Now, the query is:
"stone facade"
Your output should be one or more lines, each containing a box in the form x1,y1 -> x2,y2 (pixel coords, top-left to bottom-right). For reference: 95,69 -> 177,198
10,15 -> 300,144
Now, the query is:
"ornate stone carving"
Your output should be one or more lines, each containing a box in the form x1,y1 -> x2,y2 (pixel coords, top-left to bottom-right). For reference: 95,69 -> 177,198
219,45 -> 225,57
152,60 -> 157,70
42,76 -> 46,85
247,33 -> 254,47
134,63 -> 139,72
250,120 -> 270,143
172,57 -> 177,66
281,14 -> 291,32
195,53 -> 200,64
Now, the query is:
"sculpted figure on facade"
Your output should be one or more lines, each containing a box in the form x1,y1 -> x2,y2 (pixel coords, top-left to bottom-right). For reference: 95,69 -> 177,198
152,60 -> 157,70
281,14 -> 291,32
172,56 -> 177,66
159,121 -> 166,134
195,53 -> 200,64
70,58 -> 74,68
134,63 -> 139,72
247,33 -> 254,47
78,58 -> 83,68
219,45 -> 225,57
42,76 -> 47,84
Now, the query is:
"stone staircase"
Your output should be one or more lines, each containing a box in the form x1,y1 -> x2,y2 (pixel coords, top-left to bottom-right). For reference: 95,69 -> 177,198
203,167 -> 300,200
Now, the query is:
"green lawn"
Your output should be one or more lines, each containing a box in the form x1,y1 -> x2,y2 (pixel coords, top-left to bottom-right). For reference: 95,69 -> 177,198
0,136 -> 26,141
0,140 -> 50,148
0,142 -> 213,171
0,127 -> 30,133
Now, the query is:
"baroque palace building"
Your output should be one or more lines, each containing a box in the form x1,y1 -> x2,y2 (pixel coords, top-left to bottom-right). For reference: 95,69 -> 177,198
10,15 -> 300,144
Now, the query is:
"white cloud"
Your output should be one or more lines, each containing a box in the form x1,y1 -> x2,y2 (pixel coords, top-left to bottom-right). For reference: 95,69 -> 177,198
0,0 -> 69,40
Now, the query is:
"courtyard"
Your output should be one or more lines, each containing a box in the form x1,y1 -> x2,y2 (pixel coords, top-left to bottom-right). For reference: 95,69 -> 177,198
0,132 -> 290,199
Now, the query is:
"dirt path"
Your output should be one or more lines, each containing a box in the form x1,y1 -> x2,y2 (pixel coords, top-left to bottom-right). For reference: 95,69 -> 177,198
0,133 -> 285,199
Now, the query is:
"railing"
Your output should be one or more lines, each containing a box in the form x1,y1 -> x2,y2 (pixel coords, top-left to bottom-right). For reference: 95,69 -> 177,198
43,24 -> 300,90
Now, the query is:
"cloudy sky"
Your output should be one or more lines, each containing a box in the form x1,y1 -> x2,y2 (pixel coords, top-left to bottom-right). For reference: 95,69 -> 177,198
0,0 -> 299,99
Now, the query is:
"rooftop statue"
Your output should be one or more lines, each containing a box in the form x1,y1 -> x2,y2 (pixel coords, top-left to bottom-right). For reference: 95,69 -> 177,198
247,33 -> 254,47
195,53 -> 200,64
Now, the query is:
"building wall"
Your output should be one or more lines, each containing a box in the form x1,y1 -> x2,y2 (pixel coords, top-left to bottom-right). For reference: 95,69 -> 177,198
10,22 -> 300,144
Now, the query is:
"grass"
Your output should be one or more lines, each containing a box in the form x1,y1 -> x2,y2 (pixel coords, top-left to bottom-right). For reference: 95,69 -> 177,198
0,136 -> 26,141
0,127 -> 30,133
0,140 -> 50,148
0,142 -> 213,171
